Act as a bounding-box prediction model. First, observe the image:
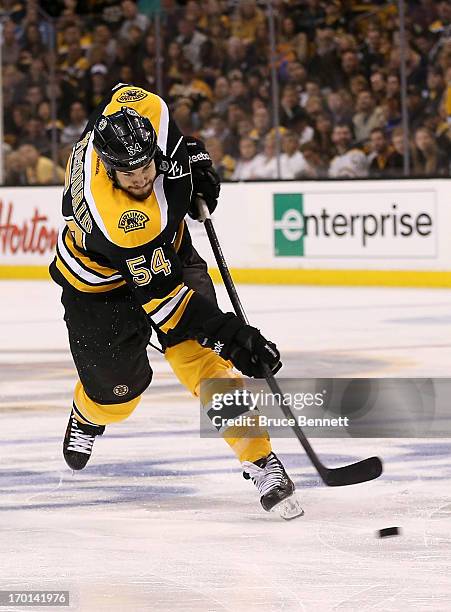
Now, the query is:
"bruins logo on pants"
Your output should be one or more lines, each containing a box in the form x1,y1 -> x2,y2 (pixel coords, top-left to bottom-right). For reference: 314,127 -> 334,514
117,89 -> 148,103
118,210 -> 150,233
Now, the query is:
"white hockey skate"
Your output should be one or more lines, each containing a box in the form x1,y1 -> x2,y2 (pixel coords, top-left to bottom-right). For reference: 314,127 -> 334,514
242,452 -> 304,520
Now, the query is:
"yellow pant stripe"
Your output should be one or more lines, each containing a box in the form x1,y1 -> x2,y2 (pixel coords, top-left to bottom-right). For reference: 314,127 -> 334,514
165,340 -> 272,463
73,381 -> 141,425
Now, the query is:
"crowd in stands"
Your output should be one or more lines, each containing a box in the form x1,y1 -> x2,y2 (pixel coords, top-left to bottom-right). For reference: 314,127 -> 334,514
1,0 -> 450,185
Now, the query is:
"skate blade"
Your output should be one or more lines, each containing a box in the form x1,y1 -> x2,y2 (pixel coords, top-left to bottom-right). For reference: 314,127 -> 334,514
272,493 -> 304,520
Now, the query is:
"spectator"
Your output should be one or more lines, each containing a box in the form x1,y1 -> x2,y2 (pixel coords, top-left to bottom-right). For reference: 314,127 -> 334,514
280,131 -> 310,179
369,69 -> 387,104
300,141 -> 329,177
18,144 -> 65,185
139,56 -> 157,91
176,17 -> 208,71
424,67 -> 446,115
59,41 -> 89,84
4,104 -> 30,147
367,128 -> 392,177
312,112 -> 334,164
2,18 -> 20,65
386,127 -> 407,176
386,72 -> 401,99
61,101 -> 88,146
19,22 -> 46,57
86,64 -> 110,113
252,133 -> 279,179
231,136 -> 258,180
231,0 -> 265,43
287,109 -> 314,146
327,90 -> 353,125
18,117 -> 51,156
349,74 -> 369,99
57,23 -> 91,58
165,40 -> 184,89
412,126 -> 449,176
284,61 -> 308,97
5,151 -> 27,186
37,100 -> 64,144
323,0 -> 347,32
168,59 -> 212,105
205,136 -> 235,181
213,77 -> 232,117
280,85 -> 304,127
172,98 -> 195,135
194,98 -> 214,134
294,0 -> 326,40
381,97 -> 402,134
249,107 -> 271,144
222,36 -> 254,75
25,85 -> 45,115
352,90 -> 385,144
88,24 -> 117,67
229,77 -> 250,106
308,28 -> 340,88
277,16 -> 308,64
118,0 -> 150,42
329,124 -> 368,178
360,25 -> 387,72
407,85 -> 427,130
199,19 -> 229,81
338,50 -> 364,90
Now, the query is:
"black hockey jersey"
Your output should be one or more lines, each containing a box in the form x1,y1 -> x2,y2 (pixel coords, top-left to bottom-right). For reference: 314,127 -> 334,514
49,84 -> 219,344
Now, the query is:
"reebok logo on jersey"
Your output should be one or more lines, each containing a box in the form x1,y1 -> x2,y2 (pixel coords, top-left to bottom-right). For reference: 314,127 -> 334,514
118,210 -> 149,233
213,341 -> 225,355
190,152 -> 211,163
117,89 -> 148,103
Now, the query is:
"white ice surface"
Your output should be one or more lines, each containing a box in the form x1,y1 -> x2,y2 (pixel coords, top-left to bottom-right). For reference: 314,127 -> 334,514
1,281 -> 451,611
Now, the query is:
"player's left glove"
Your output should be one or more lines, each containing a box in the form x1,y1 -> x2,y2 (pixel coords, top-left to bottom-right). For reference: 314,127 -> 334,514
197,312 -> 282,378
185,136 -> 220,220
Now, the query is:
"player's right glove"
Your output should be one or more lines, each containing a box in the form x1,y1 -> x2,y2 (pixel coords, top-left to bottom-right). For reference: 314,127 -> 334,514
197,313 -> 282,378
185,136 -> 220,220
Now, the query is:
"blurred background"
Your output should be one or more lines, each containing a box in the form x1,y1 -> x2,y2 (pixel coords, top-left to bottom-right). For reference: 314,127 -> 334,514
0,0 -> 449,186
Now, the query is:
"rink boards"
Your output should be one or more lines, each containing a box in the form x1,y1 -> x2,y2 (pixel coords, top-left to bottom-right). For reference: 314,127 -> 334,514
0,178 -> 450,287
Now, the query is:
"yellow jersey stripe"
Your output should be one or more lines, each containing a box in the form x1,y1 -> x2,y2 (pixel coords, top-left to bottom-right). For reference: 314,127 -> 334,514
142,283 -> 185,315
63,228 -> 120,279
160,290 -> 194,334
55,255 -> 125,293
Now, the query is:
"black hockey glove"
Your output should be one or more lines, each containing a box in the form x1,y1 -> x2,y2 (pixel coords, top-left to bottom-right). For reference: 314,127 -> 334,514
185,136 -> 220,220
198,313 -> 282,378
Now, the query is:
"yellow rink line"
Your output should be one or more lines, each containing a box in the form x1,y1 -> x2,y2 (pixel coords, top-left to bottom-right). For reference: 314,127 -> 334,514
1,265 -> 451,288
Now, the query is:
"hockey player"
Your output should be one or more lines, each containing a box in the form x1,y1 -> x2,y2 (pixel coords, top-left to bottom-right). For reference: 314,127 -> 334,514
50,84 -> 302,518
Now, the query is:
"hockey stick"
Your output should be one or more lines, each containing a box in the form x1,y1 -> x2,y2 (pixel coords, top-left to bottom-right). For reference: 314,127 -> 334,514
197,200 -> 383,487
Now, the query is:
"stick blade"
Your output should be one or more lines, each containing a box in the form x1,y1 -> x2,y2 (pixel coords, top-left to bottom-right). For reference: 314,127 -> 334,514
322,456 -> 383,487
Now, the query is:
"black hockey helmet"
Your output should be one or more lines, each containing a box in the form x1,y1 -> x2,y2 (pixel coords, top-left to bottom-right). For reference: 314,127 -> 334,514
93,106 -> 157,177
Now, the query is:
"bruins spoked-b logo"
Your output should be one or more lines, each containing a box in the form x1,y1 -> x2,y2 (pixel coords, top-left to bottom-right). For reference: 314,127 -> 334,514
118,210 -> 149,233
117,89 -> 148,103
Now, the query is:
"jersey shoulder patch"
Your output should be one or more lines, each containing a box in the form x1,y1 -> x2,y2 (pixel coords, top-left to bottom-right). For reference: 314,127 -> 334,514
117,88 -> 148,103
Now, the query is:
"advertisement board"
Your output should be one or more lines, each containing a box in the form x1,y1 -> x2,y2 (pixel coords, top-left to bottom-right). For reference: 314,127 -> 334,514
0,180 -> 450,286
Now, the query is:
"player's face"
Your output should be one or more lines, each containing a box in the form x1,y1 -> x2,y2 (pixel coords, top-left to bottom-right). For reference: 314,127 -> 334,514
115,160 -> 157,200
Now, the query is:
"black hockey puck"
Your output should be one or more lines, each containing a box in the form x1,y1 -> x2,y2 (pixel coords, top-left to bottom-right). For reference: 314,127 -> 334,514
377,527 -> 401,538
